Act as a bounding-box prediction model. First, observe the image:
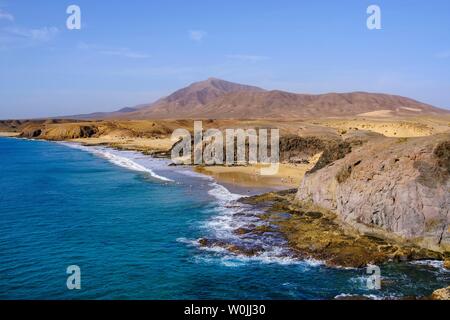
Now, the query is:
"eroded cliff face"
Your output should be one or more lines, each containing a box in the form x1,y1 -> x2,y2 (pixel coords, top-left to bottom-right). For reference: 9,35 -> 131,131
296,134 -> 450,252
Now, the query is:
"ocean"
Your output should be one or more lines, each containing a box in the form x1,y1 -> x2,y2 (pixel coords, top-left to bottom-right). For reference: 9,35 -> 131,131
0,137 -> 448,299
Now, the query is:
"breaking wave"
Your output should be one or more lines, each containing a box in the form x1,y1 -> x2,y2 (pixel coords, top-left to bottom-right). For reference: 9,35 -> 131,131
179,180 -> 323,267
58,142 -> 173,182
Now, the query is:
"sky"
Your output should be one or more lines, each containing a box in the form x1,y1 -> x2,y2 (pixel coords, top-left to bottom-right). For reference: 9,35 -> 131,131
0,0 -> 449,119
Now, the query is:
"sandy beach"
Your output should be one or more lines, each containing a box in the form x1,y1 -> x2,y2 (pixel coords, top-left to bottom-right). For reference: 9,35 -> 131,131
0,132 -> 20,137
68,136 -> 317,190
195,163 -> 313,189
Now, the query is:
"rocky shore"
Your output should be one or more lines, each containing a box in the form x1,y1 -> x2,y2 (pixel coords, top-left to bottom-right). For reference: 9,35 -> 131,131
239,190 -> 445,268
1,119 -> 449,273
297,133 -> 450,253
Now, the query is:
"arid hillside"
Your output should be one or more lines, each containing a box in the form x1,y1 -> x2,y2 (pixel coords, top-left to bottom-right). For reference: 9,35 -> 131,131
69,78 -> 450,120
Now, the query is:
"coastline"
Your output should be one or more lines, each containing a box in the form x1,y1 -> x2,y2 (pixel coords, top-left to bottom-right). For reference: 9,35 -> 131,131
4,135 -> 449,256
1,135 -> 449,299
52,137 -> 449,266
32,134 -> 313,193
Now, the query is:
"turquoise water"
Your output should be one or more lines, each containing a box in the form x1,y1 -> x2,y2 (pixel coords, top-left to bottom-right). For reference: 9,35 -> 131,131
0,137 -> 448,300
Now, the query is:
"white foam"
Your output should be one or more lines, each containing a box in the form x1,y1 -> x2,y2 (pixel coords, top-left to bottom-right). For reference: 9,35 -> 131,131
58,142 -> 173,182
334,293 -> 391,300
190,181 -> 323,267
409,260 -> 449,273
194,249 -> 322,268
207,182 -> 245,202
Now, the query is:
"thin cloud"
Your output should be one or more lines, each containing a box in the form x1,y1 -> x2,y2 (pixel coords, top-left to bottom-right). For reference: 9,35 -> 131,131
0,9 -> 14,21
189,30 -> 206,42
226,54 -> 270,62
100,48 -> 150,59
78,42 -> 150,59
435,51 -> 450,59
5,26 -> 59,41
0,26 -> 58,49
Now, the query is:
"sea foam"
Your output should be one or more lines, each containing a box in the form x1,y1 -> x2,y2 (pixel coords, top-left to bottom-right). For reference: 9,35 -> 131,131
58,142 -> 173,182
195,180 -> 319,266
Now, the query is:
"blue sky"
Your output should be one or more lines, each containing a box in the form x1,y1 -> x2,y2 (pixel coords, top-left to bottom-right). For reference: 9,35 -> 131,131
0,0 -> 449,118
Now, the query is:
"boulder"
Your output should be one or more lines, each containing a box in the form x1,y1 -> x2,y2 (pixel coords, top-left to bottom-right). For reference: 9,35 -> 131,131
444,259 -> 450,270
431,286 -> 450,300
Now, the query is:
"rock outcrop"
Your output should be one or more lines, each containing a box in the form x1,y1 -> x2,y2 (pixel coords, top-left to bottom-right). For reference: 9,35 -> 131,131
431,286 -> 450,300
444,258 -> 450,270
241,190 -> 443,268
296,134 -> 450,252
20,123 -> 99,140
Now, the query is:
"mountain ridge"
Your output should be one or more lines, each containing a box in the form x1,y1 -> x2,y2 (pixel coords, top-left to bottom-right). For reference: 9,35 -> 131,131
70,78 -> 450,120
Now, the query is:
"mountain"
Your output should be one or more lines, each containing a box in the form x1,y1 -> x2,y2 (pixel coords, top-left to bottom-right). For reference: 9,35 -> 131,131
192,90 -> 448,119
122,77 -> 265,118
72,78 -> 449,120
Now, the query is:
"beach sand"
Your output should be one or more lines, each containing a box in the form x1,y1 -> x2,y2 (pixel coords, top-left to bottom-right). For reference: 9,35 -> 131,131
0,132 -> 20,137
195,163 -> 313,189
70,136 -> 174,154
70,136 -> 318,190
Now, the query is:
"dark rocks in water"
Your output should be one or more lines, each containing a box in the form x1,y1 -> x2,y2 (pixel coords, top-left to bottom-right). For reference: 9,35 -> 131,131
242,190 -> 445,268
233,228 -> 252,235
252,225 -> 274,235
197,238 -> 264,257
227,245 -> 264,257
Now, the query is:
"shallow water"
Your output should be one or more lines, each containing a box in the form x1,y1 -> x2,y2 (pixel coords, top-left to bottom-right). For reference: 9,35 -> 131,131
0,137 -> 448,299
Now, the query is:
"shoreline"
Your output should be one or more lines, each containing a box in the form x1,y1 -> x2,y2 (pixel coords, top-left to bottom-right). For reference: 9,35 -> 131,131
1,133 -> 308,193
71,136 -> 314,192
3,135 -> 449,267
2,135 -> 449,299
0,134 -> 280,196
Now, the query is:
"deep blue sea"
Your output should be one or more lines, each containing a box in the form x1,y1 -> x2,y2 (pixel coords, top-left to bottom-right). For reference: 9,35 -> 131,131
0,137 -> 448,300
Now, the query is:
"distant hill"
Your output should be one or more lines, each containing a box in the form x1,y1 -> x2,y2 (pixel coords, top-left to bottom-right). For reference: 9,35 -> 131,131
71,78 -> 449,120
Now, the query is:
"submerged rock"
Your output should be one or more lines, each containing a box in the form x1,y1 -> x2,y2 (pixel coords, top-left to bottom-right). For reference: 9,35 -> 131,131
197,238 -> 264,257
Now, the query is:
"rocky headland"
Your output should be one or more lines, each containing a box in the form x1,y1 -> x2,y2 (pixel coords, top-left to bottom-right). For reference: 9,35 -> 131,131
297,134 -> 450,253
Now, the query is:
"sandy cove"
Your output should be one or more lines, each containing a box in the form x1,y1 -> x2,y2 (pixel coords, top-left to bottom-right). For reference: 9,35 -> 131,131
0,131 -> 310,189
51,136 -> 318,190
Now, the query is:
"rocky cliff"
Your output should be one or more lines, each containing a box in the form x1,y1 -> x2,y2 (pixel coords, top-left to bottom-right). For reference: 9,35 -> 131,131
296,134 -> 450,252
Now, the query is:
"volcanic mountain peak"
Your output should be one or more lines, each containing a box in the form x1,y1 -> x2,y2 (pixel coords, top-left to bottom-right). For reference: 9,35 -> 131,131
162,77 -> 265,104
126,78 -> 266,118
71,78 -> 449,120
